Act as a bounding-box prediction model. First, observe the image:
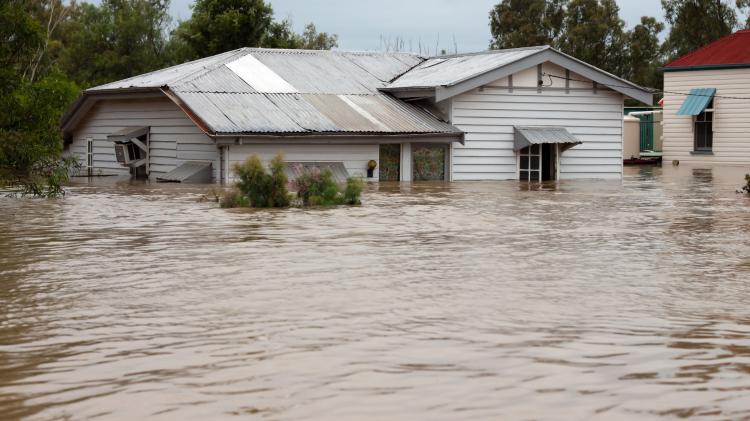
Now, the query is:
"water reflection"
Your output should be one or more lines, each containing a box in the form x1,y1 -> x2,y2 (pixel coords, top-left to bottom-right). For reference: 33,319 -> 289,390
1,165 -> 750,420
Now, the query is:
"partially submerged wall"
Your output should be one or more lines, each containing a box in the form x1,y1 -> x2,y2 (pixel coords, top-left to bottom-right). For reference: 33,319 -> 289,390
68,97 -> 220,181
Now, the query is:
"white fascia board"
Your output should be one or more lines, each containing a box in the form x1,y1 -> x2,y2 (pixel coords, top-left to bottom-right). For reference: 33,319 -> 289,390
435,49 -> 653,105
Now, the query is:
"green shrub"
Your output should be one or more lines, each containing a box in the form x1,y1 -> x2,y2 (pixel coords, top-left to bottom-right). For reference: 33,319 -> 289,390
219,188 -> 249,208
343,177 -> 364,205
292,164 -> 363,206
231,154 -> 292,208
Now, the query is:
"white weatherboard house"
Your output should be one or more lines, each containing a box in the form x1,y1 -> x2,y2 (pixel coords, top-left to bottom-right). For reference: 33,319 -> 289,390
61,46 -> 652,183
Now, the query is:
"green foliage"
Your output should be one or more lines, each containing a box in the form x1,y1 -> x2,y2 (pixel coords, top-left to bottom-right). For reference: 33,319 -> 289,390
742,174 -> 750,194
626,16 -> 665,90
172,0 -> 338,60
343,177 -> 364,205
661,0 -> 738,60
232,154 -> 291,208
0,0 -> 80,197
293,165 -> 363,206
219,187 -> 250,208
265,21 -> 338,50
58,0 -> 172,87
489,0 -> 567,49
172,0 -> 273,60
557,0 -> 629,77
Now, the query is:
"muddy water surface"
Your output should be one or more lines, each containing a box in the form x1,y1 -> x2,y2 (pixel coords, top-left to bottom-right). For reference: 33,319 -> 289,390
1,166 -> 750,420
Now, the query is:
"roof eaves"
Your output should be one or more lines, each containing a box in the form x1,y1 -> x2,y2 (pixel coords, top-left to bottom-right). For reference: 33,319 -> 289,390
660,63 -> 750,72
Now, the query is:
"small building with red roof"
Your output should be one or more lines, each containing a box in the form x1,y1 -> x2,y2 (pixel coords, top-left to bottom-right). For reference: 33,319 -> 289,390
662,30 -> 750,166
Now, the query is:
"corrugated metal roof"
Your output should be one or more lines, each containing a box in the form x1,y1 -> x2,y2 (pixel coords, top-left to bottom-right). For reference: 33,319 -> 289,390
676,88 -> 716,116
513,126 -> 582,151
387,46 -> 547,89
84,48 -> 462,137
89,49 -> 245,91
665,30 -> 750,68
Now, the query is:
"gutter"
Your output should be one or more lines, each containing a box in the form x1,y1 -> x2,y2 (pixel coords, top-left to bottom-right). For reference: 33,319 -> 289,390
660,63 -> 750,72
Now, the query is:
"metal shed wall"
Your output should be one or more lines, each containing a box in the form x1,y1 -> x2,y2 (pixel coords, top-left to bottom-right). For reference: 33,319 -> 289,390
450,61 -> 625,180
68,97 -> 220,180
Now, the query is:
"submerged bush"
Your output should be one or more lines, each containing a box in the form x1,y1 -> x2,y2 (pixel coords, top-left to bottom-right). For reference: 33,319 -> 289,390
219,187 -> 249,208
221,154 -> 363,208
231,154 -> 292,208
742,174 -> 750,195
292,164 -> 363,206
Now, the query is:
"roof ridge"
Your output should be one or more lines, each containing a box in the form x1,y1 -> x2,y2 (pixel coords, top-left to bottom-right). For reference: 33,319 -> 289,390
242,47 -> 421,57
427,45 -> 549,59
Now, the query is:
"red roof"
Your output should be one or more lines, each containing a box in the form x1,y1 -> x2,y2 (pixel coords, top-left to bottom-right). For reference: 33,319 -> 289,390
665,29 -> 750,68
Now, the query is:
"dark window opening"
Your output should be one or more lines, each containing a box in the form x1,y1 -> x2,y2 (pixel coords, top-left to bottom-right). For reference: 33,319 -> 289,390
694,99 -> 713,152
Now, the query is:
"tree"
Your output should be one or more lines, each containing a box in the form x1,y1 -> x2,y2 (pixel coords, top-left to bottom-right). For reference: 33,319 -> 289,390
661,0 -> 737,59
173,1 -> 338,60
264,20 -> 338,50
172,0 -> 274,59
489,0 -> 567,49
1,0 -> 79,197
58,0 -> 172,87
557,0 -> 629,76
627,16 -> 665,89
737,0 -> 750,27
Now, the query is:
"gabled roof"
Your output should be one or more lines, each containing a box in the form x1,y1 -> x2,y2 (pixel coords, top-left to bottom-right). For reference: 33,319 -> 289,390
664,30 -> 750,71
384,46 -> 653,105
63,48 -> 461,138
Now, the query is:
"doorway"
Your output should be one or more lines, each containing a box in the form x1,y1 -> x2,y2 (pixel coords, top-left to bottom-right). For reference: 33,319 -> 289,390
379,144 -> 400,181
519,144 -> 557,182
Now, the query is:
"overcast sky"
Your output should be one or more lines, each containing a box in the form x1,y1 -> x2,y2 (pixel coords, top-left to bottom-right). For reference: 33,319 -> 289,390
164,0 -> 665,53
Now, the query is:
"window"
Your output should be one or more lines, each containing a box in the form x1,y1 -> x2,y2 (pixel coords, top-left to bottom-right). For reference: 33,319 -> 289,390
694,99 -> 713,152
519,144 -> 541,182
86,138 -> 94,176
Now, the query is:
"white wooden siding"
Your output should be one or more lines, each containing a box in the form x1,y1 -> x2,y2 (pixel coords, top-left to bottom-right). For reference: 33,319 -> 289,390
68,97 -> 219,180
227,143 -> 378,181
450,61 -> 624,180
663,68 -> 750,165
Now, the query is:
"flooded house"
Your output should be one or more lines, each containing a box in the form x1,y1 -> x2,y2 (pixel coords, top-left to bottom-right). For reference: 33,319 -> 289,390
661,29 -> 750,166
61,46 -> 652,183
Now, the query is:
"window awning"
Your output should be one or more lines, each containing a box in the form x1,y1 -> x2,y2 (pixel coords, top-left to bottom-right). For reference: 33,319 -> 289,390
107,126 -> 149,142
676,88 -> 716,116
513,126 -> 582,152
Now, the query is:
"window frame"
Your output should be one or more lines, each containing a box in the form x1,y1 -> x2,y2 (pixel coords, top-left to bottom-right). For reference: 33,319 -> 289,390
86,137 -> 94,176
693,99 -> 714,152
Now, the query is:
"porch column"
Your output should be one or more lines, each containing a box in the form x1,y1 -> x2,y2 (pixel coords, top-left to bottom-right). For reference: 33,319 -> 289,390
400,143 -> 412,182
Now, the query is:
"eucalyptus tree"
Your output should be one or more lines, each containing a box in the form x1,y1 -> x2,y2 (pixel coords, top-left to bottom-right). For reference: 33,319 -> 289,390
661,0 -> 738,59
489,0 -> 568,49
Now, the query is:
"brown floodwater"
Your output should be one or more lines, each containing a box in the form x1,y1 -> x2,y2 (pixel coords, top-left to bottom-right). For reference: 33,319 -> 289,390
1,165 -> 750,420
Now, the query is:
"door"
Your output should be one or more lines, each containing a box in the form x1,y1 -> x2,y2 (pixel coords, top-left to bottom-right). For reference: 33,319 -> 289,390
519,144 -> 541,182
520,144 -> 557,182
379,144 -> 400,181
412,144 -> 447,181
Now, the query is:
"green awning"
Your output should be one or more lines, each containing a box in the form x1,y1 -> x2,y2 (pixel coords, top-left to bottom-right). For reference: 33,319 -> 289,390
676,88 -> 715,116
514,126 -> 582,152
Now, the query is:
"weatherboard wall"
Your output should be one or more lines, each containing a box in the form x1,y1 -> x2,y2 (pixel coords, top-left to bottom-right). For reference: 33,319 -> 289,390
226,143 -> 379,182
68,97 -> 220,180
662,68 -> 750,165
449,61 -> 625,180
